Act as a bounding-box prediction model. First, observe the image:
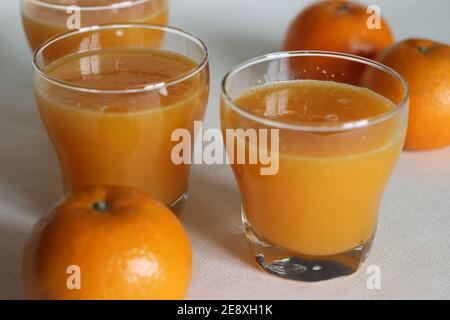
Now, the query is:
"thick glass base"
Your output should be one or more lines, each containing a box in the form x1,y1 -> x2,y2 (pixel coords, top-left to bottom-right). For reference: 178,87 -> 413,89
242,211 -> 373,282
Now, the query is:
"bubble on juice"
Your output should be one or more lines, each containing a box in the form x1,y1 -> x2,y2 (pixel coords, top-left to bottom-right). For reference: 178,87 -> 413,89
338,98 -> 349,105
325,114 -> 340,122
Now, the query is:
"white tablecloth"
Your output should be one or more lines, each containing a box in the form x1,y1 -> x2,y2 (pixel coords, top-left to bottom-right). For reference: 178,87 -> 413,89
0,0 -> 449,299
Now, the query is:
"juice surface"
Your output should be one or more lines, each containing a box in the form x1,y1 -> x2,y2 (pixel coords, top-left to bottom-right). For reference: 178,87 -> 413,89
22,0 -> 169,50
36,48 -> 208,205
222,80 -> 407,256
236,80 -> 393,124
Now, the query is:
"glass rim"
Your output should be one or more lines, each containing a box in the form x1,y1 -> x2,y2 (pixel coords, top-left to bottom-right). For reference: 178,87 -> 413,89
25,0 -> 156,11
32,23 -> 209,94
221,50 -> 410,132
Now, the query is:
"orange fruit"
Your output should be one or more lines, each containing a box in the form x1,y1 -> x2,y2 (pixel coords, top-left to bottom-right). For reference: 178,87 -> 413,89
367,39 -> 450,150
284,0 -> 394,58
23,186 -> 192,300
283,0 -> 394,85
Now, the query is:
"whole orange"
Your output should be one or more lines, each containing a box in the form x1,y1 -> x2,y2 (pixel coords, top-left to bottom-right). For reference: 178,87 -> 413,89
283,0 -> 394,85
284,0 -> 394,58
369,39 -> 450,150
23,186 -> 192,300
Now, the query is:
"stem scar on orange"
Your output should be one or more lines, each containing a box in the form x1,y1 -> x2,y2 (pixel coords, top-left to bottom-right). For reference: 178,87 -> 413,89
23,186 -> 192,300
283,0 -> 394,85
364,39 -> 450,151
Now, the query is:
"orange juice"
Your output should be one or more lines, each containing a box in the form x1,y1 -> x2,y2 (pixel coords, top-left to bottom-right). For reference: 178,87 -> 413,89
22,0 -> 169,50
221,80 -> 407,256
35,48 -> 209,205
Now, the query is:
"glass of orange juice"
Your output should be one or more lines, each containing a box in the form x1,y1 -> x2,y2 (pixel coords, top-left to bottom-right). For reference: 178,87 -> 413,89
221,51 -> 409,281
21,0 -> 169,51
33,24 -> 209,209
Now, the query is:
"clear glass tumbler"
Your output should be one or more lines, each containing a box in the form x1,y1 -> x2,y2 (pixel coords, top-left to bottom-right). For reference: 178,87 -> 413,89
21,0 -> 169,51
221,51 -> 409,281
33,24 -> 209,209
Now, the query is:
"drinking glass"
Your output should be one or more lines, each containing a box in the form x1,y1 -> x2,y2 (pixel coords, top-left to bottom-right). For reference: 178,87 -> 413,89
33,24 -> 209,209
221,51 -> 409,281
21,0 -> 169,51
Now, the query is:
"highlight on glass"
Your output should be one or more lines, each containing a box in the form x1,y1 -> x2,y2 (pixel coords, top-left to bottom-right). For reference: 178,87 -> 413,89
33,24 -> 210,210
21,0 -> 169,51
221,51 -> 409,281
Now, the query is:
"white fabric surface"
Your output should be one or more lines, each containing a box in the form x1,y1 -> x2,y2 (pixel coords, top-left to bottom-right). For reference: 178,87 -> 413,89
0,0 -> 449,299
